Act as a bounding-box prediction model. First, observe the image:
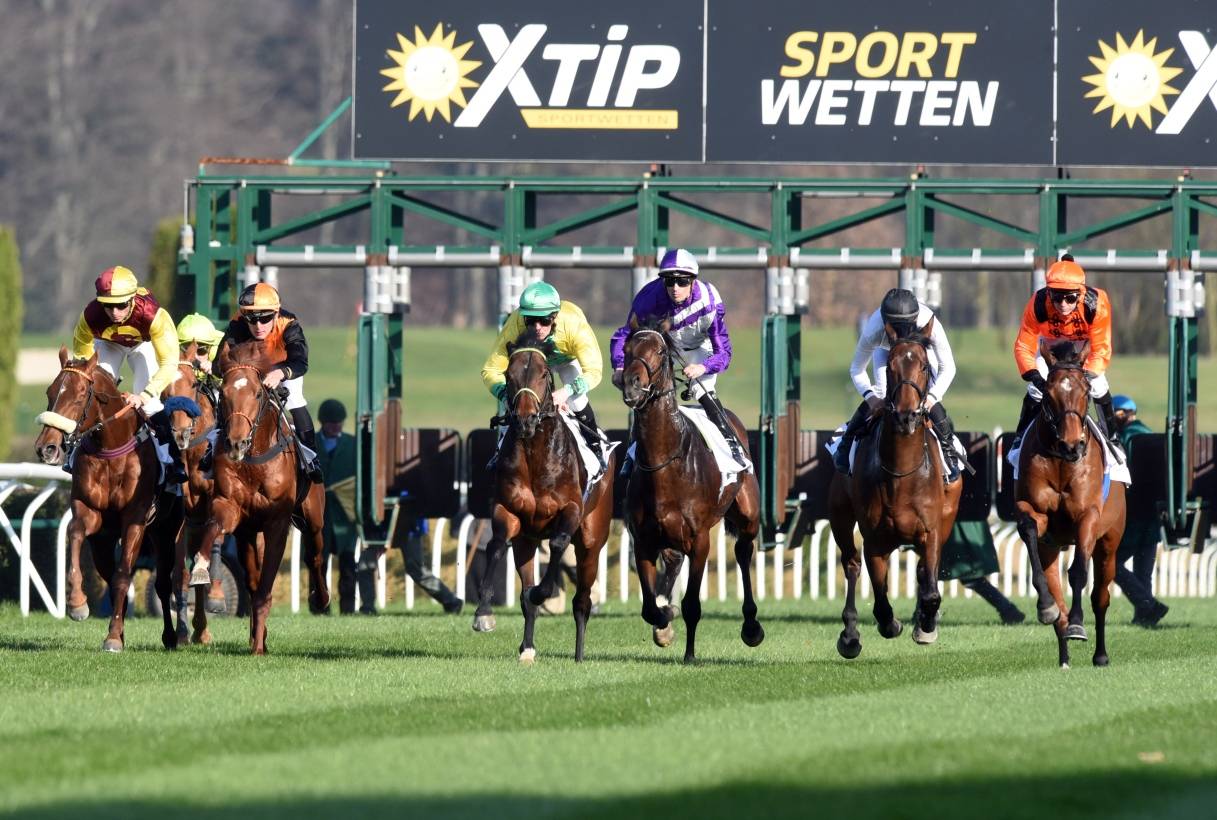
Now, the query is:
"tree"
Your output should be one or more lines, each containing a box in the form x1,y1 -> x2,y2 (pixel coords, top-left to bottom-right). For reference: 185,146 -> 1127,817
146,216 -> 187,317
0,226 -> 23,460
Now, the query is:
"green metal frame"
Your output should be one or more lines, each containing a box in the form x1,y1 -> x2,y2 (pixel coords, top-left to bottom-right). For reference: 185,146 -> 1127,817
181,173 -> 1215,539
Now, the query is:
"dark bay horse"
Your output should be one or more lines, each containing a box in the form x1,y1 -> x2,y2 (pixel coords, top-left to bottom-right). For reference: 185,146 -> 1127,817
475,328 -> 615,662
828,319 -> 962,658
34,347 -> 182,651
197,340 -> 329,654
163,347 -> 220,644
620,324 -> 763,663
1015,340 -> 1126,668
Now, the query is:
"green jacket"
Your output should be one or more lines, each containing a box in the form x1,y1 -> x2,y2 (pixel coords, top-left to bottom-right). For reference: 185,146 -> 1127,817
318,432 -> 357,555
1120,418 -> 1157,537
1119,418 -> 1152,453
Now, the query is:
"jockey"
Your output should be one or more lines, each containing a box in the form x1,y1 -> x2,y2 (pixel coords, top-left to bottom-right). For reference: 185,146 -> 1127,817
609,248 -> 745,465
481,280 -> 608,472
1012,253 -> 1121,452
833,288 -> 963,482
215,282 -> 323,483
176,313 -> 224,376
69,265 -> 187,483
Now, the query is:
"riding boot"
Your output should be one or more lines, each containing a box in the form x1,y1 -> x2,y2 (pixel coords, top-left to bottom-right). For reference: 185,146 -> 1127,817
833,400 -> 870,475
697,393 -> 746,466
926,402 -> 962,484
148,410 -> 188,484
290,407 -> 325,483
964,577 -> 1026,624
1012,393 -> 1040,447
337,552 -> 357,614
572,404 -> 607,474
1093,392 -> 1124,456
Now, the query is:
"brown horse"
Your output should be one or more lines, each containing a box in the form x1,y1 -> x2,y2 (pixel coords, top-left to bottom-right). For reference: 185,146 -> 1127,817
828,319 -> 963,658
474,328 -> 615,662
34,347 -> 182,651
620,324 -> 763,663
162,347 -> 221,644
1015,340 -> 1126,668
196,340 -> 329,654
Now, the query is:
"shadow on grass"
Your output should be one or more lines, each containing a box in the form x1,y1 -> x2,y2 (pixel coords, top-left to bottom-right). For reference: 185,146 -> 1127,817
7,770 -> 1212,820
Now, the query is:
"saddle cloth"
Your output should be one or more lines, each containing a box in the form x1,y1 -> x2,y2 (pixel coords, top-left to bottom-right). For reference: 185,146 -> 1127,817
626,405 -> 753,495
1006,416 -> 1131,487
557,409 -> 619,495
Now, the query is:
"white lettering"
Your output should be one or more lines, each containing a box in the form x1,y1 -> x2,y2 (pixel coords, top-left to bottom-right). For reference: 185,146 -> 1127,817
854,80 -> 889,125
761,78 -> 821,125
543,44 -> 599,107
455,24 -> 545,127
815,79 -> 852,124
614,46 -> 681,107
1158,31 -> 1217,135
953,80 -> 998,125
920,80 -> 956,125
589,42 -> 624,107
890,80 -> 926,125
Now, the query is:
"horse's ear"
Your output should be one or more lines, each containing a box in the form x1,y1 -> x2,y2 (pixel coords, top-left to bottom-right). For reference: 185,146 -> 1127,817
86,352 -> 99,369
1077,339 -> 1091,362
506,340 -> 517,355
658,318 -> 671,334
919,315 -> 935,338
1040,339 -> 1057,368
58,346 -> 69,367
628,314 -> 639,331
883,321 -> 899,345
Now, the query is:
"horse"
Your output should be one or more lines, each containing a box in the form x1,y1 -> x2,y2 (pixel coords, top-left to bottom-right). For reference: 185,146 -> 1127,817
1015,340 -> 1126,668
196,340 -> 329,654
34,347 -> 183,651
474,327 -> 615,663
827,318 -> 963,658
162,345 -> 223,644
619,322 -> 763,663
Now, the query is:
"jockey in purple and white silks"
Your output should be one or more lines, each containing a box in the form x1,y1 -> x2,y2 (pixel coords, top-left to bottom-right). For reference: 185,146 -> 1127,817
610,248 -> 745,465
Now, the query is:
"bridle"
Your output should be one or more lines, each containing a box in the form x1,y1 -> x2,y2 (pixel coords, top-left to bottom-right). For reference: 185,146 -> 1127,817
219,363 -> 289,461
879,339 -> 932,478
496,347 -> 557,429
1036,363 -> 1091,461
624,329 -> 688,472
45,365 -> 135,450
172,360 -> 217,449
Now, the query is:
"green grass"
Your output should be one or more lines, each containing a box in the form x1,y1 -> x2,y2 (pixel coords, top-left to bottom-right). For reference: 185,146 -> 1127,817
12,325 -> 1217,458
0,599 -> 1214,819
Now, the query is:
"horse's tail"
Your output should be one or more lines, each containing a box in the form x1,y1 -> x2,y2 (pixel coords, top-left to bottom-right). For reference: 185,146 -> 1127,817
724,517 -> 739,537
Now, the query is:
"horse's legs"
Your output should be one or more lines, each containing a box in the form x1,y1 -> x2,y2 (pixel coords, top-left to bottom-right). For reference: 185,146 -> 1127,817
728,480 -> 764,648
247,517 -> 291,656
103,517 -> 148,652
1041,547 -> 1071,668
681,536 -> 711,664
571,535 -> 598,663
513,536 -> 540,663
66,506 -> 100,621
153,496 -> 183,650
1015,504 -> 1059,623
302,484 -> 331,615
1091,531 -> 1119,667
185,521 -> 212,645
526,501 -> 580,607
1066,511 -> 1101,640
913,534 -> 944,645
866,548 -> 902,639
634,538 -> 670,633
655,549 -> 684,620
829,480 -> 862,658
473,504 -> 521,632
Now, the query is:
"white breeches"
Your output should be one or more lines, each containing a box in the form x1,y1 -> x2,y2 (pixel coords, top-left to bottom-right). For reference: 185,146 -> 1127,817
93,340 -> 163,414
678,346 -> 717,400
552,360 -> 590,412
1025,354 -> 1109,400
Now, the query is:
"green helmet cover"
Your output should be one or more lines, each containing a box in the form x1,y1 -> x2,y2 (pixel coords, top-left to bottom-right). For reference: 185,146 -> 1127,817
518,281 -> 561,317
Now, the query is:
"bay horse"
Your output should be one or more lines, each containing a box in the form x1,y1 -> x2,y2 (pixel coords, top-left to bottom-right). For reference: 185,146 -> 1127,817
34,347 -> 182,651
827,318 -> 962,658
620,322 -> 763,663
1015,340 -> 1126,668
474,327 -> 615,663
162,346 -> 222,644
196,340 -> 329,654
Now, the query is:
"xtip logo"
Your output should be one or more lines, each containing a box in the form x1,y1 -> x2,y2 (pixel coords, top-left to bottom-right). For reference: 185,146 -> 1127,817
380,23 -> 683,130
1083,29 -> 1217,134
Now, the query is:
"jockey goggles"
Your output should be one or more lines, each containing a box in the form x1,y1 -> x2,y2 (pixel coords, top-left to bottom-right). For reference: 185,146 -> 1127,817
1048,288 -> 1080,305
525,313 -> 555,327
243,311 -> 277,325
103,298 -> 133,311
661,274 -> 694,287
182,342 -> 212,356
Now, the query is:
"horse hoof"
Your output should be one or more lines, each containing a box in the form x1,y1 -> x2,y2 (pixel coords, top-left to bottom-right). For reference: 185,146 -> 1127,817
192,629 -> 212,646
101,638 -> 123,653
653,624 -> 675,648
879,619 -> 903,639
162,634 -> 178,651
472,614 -> 496,633
912,625 -> 938,645
188,564 -> 211,587
68,604 -> 89,622
1037,603 -> 1060,625
837,633 -> 862,659
518,647 -> 537,665
1060,662 -> 1071,670
1064,624 -> 1088,641
741,621 -> 765,648
176,628 -> 191,646
1093,653 -> 1110,667
205,599 -> 226,615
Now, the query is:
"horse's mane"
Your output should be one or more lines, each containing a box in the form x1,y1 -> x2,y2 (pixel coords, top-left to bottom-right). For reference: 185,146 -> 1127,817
1046,339 -> 1084,365
511,326 -> 555,354
890,330 -> 931,350
219,339 -> 282,374
63,356 -> 119,390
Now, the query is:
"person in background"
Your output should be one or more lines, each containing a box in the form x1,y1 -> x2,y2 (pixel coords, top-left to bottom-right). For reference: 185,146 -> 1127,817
940,520 -> 1025,625
317,398 -> 357,614
356,490 -> 464,616
1112,394 -> 1169,627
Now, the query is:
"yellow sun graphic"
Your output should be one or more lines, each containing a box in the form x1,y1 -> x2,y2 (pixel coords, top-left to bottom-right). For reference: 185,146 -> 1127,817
380,24 -> 481,123
1082,30 -> 1182,129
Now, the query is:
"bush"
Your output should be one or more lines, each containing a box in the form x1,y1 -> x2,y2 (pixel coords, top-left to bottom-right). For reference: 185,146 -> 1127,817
145,216 -> 189,317
0,226 -> 22,460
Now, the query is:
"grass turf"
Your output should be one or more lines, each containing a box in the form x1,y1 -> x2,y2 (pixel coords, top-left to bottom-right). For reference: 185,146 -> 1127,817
1,598 -> 1214,819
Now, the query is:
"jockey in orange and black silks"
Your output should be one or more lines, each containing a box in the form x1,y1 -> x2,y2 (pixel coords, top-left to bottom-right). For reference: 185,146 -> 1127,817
1011,253 -> 1122,452
68,265 -> 188,483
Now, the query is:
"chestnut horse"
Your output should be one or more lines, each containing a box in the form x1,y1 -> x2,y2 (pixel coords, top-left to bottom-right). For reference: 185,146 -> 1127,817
474,328 -> 615,662
828,319 -> 962,658
162,347 -> 221,644
197,340 -> 329,654
34,347 -> 182,651
620,324 -> 763,663
1015,340 -> 1126,668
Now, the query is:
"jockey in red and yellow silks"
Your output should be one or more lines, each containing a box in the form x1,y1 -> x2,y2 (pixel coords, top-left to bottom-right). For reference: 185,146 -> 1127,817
1011,254 -> 1122,451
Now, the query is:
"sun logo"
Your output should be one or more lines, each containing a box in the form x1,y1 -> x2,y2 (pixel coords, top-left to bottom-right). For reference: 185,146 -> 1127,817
380,24 -> 481,123
1082,30 -> 1183,129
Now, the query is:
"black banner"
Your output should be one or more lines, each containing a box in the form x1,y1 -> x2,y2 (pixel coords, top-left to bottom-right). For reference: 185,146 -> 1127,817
352,0 -> 704,162
1057,0 -> 1217,166
705,1 -> 1054,164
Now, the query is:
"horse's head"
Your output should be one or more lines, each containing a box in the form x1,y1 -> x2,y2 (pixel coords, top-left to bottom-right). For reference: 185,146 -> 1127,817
621,319 -> 674,410
884,318 -> 933,436
165,352 -> 203,450
1040,339 -> 1092,462
34,347 -> 110,465
217,341 -> 271,462
504,329 -> 555,440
